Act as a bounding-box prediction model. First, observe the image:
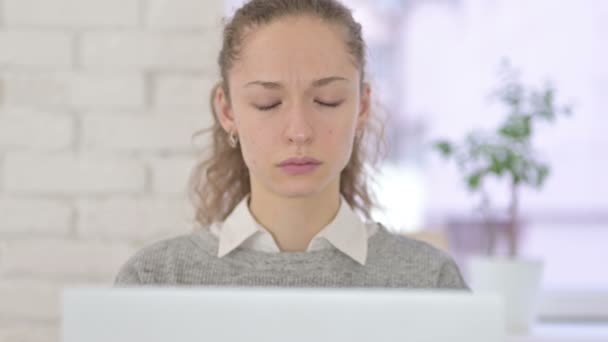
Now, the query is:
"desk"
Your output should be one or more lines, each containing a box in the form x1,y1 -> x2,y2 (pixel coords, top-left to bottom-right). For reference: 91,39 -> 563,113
508,322 -> 608,342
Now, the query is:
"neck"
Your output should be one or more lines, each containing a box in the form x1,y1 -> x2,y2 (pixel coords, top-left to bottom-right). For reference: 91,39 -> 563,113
248,179 -> 341,252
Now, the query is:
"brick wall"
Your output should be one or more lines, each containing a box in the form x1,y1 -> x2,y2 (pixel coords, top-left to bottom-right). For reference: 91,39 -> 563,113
0,1 -> 223,340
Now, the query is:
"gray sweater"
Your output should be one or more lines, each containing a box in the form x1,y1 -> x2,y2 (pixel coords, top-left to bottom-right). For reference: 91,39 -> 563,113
114,224 -> 469,289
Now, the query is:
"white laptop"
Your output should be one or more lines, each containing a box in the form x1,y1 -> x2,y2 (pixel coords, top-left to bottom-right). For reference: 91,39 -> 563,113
62,287 -> 505,342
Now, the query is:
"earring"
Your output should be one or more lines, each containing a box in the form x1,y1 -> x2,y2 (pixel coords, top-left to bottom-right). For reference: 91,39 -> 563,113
228,130 -> 239,148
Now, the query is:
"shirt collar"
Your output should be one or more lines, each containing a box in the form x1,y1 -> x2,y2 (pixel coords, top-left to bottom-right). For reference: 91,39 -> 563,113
217,195 -> 369,265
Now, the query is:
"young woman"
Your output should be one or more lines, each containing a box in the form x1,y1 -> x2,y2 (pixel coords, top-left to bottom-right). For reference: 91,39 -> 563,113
115,0 -> 468,289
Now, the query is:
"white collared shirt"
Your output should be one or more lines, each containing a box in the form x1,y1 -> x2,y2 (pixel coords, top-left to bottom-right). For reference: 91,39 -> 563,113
209,195 -> 378,265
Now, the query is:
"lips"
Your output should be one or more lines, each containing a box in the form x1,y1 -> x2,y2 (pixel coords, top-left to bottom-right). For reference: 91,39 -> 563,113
277,156 -> 321,167
277,157 -> 321,175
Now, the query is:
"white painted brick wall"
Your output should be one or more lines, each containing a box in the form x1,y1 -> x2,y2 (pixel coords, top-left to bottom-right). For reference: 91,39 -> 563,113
0,279 -> 63,321
3,0 -> 140,28
82,114 -> 211,152
155,74 -> 217,108
3,154 -> 147,194
69,73 -> 147,109
76,197 -> 193,242
0,1 -> 222,338
0,322 -> 58,342
0,72 -> 146,109
0,278 -> 104,323
0,239 -> 135,279
150,156 -> 198,194
0,198 -> 72,235
0,31 -> 73,68
82,32 -> 220,72
0,108 -> 73,150
146,0 -> 224,29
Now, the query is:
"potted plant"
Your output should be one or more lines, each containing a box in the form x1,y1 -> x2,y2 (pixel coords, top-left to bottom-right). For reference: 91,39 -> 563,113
432,59 -> 572,333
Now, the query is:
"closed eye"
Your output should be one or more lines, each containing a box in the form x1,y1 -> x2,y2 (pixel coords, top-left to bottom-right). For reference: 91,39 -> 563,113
255,100 -> 343,111
315,100 -> 343,108
255,102 -> 281,111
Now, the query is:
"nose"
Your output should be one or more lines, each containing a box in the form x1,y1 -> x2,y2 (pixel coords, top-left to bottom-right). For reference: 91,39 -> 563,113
284,103 -> 313,146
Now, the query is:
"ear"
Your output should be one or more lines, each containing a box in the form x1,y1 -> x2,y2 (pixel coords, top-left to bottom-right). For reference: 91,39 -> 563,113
356,82 -> 371,131
214,84 -> 237,133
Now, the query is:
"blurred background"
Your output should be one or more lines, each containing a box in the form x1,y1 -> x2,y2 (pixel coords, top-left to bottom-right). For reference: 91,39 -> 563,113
0,0 -> 606,340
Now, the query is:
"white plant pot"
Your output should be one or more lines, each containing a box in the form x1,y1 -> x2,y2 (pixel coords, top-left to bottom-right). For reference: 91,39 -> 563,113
468,256 -> 544,334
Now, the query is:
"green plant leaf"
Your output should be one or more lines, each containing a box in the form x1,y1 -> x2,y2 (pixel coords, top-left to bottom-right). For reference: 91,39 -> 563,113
467,170 -> 485,191
488,152 -> 504,176
541,87 -> 556,121
536,164 -> 550,187
430,60 -> 572,209
433,140 -> 453,157
499,115 -> 531,140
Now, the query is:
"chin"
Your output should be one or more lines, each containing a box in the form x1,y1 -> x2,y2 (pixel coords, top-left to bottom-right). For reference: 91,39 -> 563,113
273,185 -> 323,198
252,166 -> 339,198
269,177 -> 330,198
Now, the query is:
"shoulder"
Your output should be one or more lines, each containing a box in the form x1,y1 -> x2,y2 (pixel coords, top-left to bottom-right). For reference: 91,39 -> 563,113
113,233 -> 199,285
369,223 -> 470,290
371,224 -> 449,262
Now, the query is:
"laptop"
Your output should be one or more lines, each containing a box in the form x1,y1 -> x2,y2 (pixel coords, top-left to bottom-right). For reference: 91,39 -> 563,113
62,287 -> 505,342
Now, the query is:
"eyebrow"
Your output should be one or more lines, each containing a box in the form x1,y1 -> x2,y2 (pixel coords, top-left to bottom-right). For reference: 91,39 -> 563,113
244,76 -> 349,89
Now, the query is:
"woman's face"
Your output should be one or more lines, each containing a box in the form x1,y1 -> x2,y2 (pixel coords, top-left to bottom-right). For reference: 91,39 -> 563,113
216,16 -> 370,198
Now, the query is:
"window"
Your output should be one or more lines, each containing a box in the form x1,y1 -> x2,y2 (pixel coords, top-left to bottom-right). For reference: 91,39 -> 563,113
224,0 -> 608,319
365,0 -> 608,319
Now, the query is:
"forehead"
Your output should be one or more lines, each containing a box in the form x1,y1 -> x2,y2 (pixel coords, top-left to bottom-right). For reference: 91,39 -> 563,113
231,16 -> 359,84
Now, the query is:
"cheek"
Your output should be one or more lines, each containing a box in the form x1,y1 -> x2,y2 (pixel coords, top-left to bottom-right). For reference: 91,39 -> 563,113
240,132 -> 259,166
239,123 -> 277,168
324,127 -> 355,159
326,125 -> 353,143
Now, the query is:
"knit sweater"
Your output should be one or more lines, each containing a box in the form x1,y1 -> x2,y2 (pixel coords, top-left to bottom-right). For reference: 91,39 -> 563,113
114,224 -> 469,289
